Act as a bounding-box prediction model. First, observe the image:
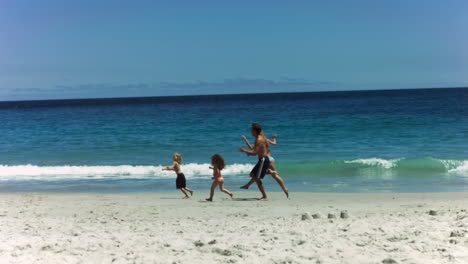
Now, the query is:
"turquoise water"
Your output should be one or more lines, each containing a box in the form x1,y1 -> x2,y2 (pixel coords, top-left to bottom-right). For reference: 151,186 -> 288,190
0,88 -> 467,193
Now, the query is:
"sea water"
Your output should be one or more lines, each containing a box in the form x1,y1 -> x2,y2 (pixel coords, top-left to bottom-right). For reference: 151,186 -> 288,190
0,88 -> 467,193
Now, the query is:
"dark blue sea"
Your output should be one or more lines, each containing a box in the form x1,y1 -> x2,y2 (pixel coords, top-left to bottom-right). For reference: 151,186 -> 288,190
1,88 -> 467,193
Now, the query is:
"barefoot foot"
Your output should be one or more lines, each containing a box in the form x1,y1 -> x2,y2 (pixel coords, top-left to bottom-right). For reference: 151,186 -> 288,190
240,185 -> 249,189
205,198 -> 213,202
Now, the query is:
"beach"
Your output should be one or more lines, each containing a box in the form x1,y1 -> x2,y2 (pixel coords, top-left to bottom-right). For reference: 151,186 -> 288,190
1,89 -> 467,263
1,192 -> 467,264
2,1 -> 468,263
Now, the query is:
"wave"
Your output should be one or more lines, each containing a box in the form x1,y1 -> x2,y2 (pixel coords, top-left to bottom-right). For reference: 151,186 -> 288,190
0,163 -> 254,181
0,158 -> 467,181
276,158 -> 468,176
352,158 -> 468,174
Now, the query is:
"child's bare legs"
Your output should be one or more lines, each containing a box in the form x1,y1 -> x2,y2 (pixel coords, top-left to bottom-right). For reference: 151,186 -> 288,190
206,182 -> 219,201
180,188 -> 190,199
219,182 -> 233,198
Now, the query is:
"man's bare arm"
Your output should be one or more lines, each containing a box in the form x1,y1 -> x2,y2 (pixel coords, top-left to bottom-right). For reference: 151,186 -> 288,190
239,146 -> 257,156
240,138 -> 267,156
239,138 -> 261,155
242,135 -> 254,150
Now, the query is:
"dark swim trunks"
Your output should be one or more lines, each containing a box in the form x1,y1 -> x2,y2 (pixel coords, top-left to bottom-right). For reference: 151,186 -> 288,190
250,157 -> 270,179
176,173 -> 186,189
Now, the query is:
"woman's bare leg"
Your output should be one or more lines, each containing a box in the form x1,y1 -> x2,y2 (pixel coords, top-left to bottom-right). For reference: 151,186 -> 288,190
269,162 -> 289,198
206,182 -> 219,201
271,172 -> 289,198
219,182 -> 233,198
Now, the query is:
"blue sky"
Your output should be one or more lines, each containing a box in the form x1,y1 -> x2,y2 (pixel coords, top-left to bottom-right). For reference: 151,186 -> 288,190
1,0 -> 467,100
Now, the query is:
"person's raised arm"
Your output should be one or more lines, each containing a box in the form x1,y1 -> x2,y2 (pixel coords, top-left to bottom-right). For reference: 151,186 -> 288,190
242,135 -> 254,149
267,134 -> 278,145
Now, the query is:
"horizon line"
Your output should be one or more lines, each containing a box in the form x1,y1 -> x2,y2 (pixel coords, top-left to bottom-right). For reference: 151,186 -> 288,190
1,86 -> 467,104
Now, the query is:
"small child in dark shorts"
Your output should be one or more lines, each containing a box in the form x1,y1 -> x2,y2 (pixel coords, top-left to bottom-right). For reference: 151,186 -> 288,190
162,152 -> 194,199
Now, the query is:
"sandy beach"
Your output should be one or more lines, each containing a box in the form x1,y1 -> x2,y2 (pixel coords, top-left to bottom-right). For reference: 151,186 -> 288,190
0,192 -> 467,264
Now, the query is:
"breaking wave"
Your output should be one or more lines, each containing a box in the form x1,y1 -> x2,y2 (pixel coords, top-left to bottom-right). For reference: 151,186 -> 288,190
0,158 -> 467,181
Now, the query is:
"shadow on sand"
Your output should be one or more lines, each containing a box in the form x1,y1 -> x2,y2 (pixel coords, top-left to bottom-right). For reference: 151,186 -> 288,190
197,197 -> 261,203
232,197 -> 261,201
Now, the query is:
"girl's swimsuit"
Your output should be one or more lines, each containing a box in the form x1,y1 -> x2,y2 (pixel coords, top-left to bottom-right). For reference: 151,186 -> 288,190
213,168 -> 224,183
214,176 -> 224,183
176,173 -> 186,189
269,156 -> 275,162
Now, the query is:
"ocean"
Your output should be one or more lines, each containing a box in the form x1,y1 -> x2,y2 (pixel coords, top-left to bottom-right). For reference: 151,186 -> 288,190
1,88 -> 467,193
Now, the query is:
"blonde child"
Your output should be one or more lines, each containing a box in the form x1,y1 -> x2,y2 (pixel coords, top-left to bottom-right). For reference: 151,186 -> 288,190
162,152 -> 193,199
206,154 -> 233,201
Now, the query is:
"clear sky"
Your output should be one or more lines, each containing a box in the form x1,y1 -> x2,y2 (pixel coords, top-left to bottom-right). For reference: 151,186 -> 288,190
1,0 -> 467,100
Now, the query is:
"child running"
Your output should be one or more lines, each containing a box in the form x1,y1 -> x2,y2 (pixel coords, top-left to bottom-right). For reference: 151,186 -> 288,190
206,154 -> 234,201
162,152 -> 194,199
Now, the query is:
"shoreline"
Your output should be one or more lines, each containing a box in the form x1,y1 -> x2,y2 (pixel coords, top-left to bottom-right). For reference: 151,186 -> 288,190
1,190 -> 468,196
1,192 -> 467,263
2,191 -> 468,197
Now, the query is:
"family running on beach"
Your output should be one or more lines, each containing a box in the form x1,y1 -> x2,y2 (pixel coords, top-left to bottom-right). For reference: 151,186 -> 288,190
162,123 -> 289,201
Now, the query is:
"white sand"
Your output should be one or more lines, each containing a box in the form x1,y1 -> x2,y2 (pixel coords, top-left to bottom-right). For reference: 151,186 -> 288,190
0,192 -> 467,264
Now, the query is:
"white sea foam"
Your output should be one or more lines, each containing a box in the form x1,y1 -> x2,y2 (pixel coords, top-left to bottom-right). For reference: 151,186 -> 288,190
2,158 -> 468,181
344,158 -> 400,169
346,158 -> 468,175
0,163 -> 254,181
446,160 -> 468,175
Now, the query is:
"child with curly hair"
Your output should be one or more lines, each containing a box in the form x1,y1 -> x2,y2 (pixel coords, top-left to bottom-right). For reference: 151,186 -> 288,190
206,154 -> 234,201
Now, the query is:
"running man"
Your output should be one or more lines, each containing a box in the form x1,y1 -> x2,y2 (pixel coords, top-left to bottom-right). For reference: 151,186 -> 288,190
240,132 -> 289,198
239,123 -> 270,200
